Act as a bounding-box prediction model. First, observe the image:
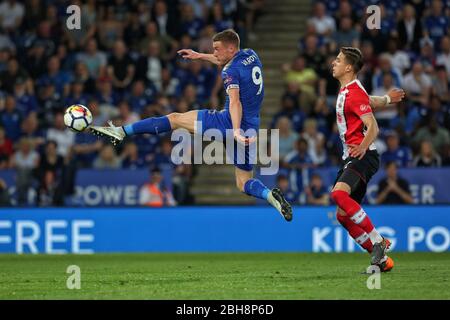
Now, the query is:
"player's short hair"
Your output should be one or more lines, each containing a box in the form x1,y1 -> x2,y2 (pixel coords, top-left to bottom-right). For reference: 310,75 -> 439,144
340,47 -> 364,73
212,29 -> 240,49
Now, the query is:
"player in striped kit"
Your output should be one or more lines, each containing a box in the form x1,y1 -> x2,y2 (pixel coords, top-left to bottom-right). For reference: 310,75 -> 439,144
330,47 -> 405,272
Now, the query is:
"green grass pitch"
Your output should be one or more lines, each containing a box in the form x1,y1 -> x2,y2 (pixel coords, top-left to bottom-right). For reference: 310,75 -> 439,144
0,253 -> 449,299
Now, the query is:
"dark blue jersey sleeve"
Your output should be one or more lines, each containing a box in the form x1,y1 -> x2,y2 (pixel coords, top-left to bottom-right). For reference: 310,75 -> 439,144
222,67 -> 240,93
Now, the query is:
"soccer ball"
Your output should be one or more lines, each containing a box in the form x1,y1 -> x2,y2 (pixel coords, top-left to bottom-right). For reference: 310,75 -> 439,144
64,104 -> 93,132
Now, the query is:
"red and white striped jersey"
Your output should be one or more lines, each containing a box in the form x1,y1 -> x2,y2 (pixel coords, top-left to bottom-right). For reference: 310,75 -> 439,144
335,79 -> 376,159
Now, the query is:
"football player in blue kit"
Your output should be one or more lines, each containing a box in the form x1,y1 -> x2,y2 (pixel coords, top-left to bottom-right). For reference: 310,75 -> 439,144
90,29 -> 292,221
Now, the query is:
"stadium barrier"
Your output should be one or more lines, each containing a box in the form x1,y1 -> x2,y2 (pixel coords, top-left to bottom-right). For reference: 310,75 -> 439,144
2,167 -> 450,206
0,206 -> 449,254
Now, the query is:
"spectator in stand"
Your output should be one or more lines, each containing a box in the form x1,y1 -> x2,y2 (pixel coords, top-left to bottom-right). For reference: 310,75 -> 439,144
307,2 -> 336,37
0,126 -> 12,168
139,167 -> 176,207
0,58 -> 31,94
423,0 -> 449,50
376,161 -> 414,204
403,60 -> 432,107
283,138 -> 314,193
180,3 -> 205,40
120,141 -> 147,169
331,17 -> 359,50
64,81 -> 89,108
152,0 -> 180,39
301,34 -> 327,78
20,111 -> 45,149
271,95 -> 305,133
76,38 -> 107,80
107,40 -> 135,94
93,144 -> 122,169
282,56 -> 318,114
275,116 -> 299,160
0,95 -> 22,142
301,119 -> 326,166
442,143 -> 450,166
95,75 -> 119,109
311,97 -> 334,137
185,60 -> 217,104
72,61 -> 96,95
413,116 -> 450,154
432,65 -> 450,103
304,173 -> 329,205
371,73 -> 399,128
37,56 -> 72,98
36,140 -> 64,204
397,4 -> 422,52
436,36 -> 450,79
418,37 -> 436,74
98,5 -> 124,50
210,1 -> 234,32
154,137 -> 193,205
0,178 -> 11,206
128,80 -> 156,114
11,137 -> 39,205
372,53 -> 402,91
136,40 -> 165,91
182,83 -> 201,110
73,132 -> 103,169
88,100 -> 108,126
381,131 -> 412,168
333,0 -> 358,26
275,174 -> 299,204
117,100 -> 140,126
385,37 -> 411,75
139,21 -> 175,61
14,79 -> 38,116
413,140 -> 442,167
0,0 -> 25,34
46,112 -> 75,158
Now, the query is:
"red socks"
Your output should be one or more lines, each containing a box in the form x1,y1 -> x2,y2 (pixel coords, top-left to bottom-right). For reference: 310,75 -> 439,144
336,213 -> 373,253
331,190 -> 375,233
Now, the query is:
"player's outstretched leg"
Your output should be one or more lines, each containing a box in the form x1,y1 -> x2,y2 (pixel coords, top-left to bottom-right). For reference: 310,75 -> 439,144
90,112 -> 197,145
236,168 -> 292,221
331,187 -> 388,265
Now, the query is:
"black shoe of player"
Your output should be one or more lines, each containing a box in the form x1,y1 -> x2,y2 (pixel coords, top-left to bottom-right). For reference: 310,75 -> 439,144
269,188 -> 293,222
371,238 -> 389,265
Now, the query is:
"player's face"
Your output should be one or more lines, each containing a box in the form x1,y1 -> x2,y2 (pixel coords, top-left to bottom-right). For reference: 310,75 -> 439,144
213,41 -> 233,66
331,52 -> 351,79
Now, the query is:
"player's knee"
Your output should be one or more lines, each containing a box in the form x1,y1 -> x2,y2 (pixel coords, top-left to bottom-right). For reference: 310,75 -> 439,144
331,190 -> 348,207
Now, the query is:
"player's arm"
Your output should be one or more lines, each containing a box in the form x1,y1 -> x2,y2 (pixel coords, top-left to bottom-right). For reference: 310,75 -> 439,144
228,88 -> 246,144
177,49 -> 221,65
369,88 -> 405,110
348,113 -> 379,160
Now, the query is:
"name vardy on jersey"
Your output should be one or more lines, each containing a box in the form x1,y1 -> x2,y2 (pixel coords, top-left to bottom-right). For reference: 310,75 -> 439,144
176,304 -> 210,318
241,54 -> 257,66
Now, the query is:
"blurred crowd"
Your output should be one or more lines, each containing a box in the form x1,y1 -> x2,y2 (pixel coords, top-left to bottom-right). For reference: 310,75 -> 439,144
273,0 -> 450,205
1,0 -> 450,207
0,0 -> 265,206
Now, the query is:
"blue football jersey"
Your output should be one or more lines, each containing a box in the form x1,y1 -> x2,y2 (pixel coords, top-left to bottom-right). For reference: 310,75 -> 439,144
221,49 -> 264,129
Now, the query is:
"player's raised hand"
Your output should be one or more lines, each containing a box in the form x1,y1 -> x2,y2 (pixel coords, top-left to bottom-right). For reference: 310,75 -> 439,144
177,49 -> 202,60
387,88 -> 405,104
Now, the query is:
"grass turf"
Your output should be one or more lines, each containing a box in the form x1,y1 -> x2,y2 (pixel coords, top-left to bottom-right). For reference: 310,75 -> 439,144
0,252 -> 449,299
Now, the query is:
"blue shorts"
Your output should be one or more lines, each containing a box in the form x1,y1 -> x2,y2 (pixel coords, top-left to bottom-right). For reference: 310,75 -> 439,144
196,109 -> 258,171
